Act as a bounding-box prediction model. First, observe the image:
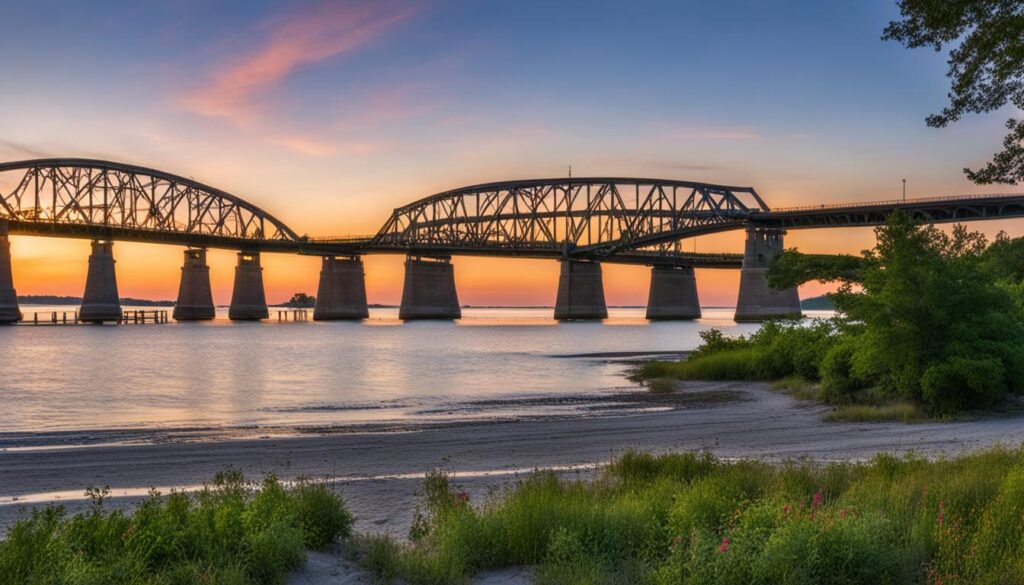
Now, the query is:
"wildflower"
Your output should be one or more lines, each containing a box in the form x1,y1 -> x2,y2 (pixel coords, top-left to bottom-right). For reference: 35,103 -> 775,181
840,509 -> 847,520
673,535 -> 682,546
812,491 -> 824,509
456,490 -> 470,505
782,504 -> 791,514
718,537 -> 730,553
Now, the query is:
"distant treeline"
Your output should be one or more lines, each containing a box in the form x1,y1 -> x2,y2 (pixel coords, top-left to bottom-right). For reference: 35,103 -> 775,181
800,294 -> 835,310
19,295 -> 174,307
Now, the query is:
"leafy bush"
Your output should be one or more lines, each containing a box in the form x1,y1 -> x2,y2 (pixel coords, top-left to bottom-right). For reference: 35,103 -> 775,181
640,213 -> 1024,416
640,320 -> 837,384
0,471 -> 353,585
921,357 -> 1005,416
359,447 -> 1024,585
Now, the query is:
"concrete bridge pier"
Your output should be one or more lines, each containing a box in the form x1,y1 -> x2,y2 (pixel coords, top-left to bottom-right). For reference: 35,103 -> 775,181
229,251 -> 269,321
554,260 -> 607,320
314,256 -> 369,320
646,265 -> 701,320
79,240 -> 122,323
734,227 -> 801,321
0,221 -> 21,324
399,256 -> 461,320
173,248 -> 216,321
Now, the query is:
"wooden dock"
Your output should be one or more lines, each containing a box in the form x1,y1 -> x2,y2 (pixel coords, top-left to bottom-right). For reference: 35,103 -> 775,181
20,309 -> 170,325
276,309 -> 310,322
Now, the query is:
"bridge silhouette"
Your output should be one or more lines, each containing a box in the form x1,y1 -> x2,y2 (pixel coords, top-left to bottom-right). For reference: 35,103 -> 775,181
1,158 -> 1022,323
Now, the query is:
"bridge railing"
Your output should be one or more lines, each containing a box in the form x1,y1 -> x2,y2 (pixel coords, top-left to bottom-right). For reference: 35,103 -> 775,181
303,235 -> 377,244
769,192 -> 1024,213
1,216 -> 283,242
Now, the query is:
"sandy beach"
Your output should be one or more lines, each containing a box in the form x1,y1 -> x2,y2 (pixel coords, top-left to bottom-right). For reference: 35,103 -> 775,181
4,380 -> 1024,537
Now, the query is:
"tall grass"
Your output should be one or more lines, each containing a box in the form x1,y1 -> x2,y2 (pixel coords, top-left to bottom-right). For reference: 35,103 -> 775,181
0,469 -> 353,585
824,401 -> 925,423
358,447 -> 1024,585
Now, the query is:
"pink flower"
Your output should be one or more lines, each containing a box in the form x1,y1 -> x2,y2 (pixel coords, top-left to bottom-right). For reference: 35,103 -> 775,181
782,504 -> 791,514
812,491 -> 824,509
456,491 -> 470,505
840,509 -> 847,520
718,537 -> 730,553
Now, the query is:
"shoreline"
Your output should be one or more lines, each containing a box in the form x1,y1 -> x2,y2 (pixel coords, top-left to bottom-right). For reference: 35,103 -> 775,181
0,351 -> 691,450
4,380 -> 1024,536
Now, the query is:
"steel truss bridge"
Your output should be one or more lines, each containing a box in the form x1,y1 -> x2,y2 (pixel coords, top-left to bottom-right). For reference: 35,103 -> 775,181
3,159 -> 1024,267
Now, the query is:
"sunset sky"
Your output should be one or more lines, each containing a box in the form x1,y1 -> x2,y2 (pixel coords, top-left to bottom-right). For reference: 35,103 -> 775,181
1,0 -> 1021,306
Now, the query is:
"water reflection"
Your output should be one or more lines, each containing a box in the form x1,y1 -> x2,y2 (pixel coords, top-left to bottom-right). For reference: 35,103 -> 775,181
0,307 -> 824,442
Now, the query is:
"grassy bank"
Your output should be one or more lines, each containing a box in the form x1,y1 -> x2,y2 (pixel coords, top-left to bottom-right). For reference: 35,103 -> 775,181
0,470 -> 353,585
632,324 -> 965,422
359,447 -> 1024,584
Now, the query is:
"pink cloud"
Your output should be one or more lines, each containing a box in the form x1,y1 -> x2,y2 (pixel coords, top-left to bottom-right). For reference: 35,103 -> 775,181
273,135 -> 380,156
673,128 -> 761,141
182,1 -> 422,124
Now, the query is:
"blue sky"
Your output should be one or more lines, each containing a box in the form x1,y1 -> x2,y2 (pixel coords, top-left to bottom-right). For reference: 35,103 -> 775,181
0,0 -> 1018,304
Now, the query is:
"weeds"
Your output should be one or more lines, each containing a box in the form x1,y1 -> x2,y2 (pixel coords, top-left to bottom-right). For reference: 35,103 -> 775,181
771,376 -> 820,401
0,469 -> 353,585
357,446 -> 1024,585
824,401 -> 926,423
646,377 -> 678,394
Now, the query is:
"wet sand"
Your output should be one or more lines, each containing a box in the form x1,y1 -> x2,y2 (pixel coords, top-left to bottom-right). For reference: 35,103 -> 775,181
4,380 -> 1024,537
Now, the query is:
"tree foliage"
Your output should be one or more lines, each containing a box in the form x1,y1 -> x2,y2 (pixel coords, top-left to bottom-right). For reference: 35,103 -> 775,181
767,251 -> 867,289
883,0 -> 1024,184
662,212 -> 1024,415
285,292 -> 316,308
823,212 -> 1024,411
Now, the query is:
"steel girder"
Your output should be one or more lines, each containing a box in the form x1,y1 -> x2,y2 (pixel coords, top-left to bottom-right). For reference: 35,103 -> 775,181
0,159 -> 300,249
752,194 -> 1024,231
370,178 -> 768,260
4,159 -> 1023,265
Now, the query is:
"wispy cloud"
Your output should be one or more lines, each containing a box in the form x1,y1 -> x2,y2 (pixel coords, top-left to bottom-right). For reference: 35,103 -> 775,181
182,1 -> 422,125
273,135 -> 379,156
0,140 -> 54,159
672,127 -> 761,141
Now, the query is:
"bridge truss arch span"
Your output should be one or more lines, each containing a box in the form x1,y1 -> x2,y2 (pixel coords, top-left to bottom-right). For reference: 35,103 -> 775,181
0,159 -> 301,249
371,178 -> 769,260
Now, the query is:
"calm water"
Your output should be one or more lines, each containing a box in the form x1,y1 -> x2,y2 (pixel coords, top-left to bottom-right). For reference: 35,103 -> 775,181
0,307 -> 828,446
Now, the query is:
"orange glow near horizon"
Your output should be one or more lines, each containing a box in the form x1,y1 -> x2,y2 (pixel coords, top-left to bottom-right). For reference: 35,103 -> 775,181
12,213 -> 1024,308
0,226 -> 890,309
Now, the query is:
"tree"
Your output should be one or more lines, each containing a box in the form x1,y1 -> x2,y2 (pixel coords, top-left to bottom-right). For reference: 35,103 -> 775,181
767,212 -> 1024,412
767,251 -> 867,289
883,1 -> 1024,184
285,292 -> 315,308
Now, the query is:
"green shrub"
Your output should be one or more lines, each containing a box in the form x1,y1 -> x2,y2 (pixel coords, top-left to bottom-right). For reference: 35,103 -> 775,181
921,357 -> 1005,415
640,215 -> 1024,417
639,320 -> 838,385
0,471 -> 353,585
366,448 -> 1024,585
290,481 -> 354,548
359,447 -> 1024,585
